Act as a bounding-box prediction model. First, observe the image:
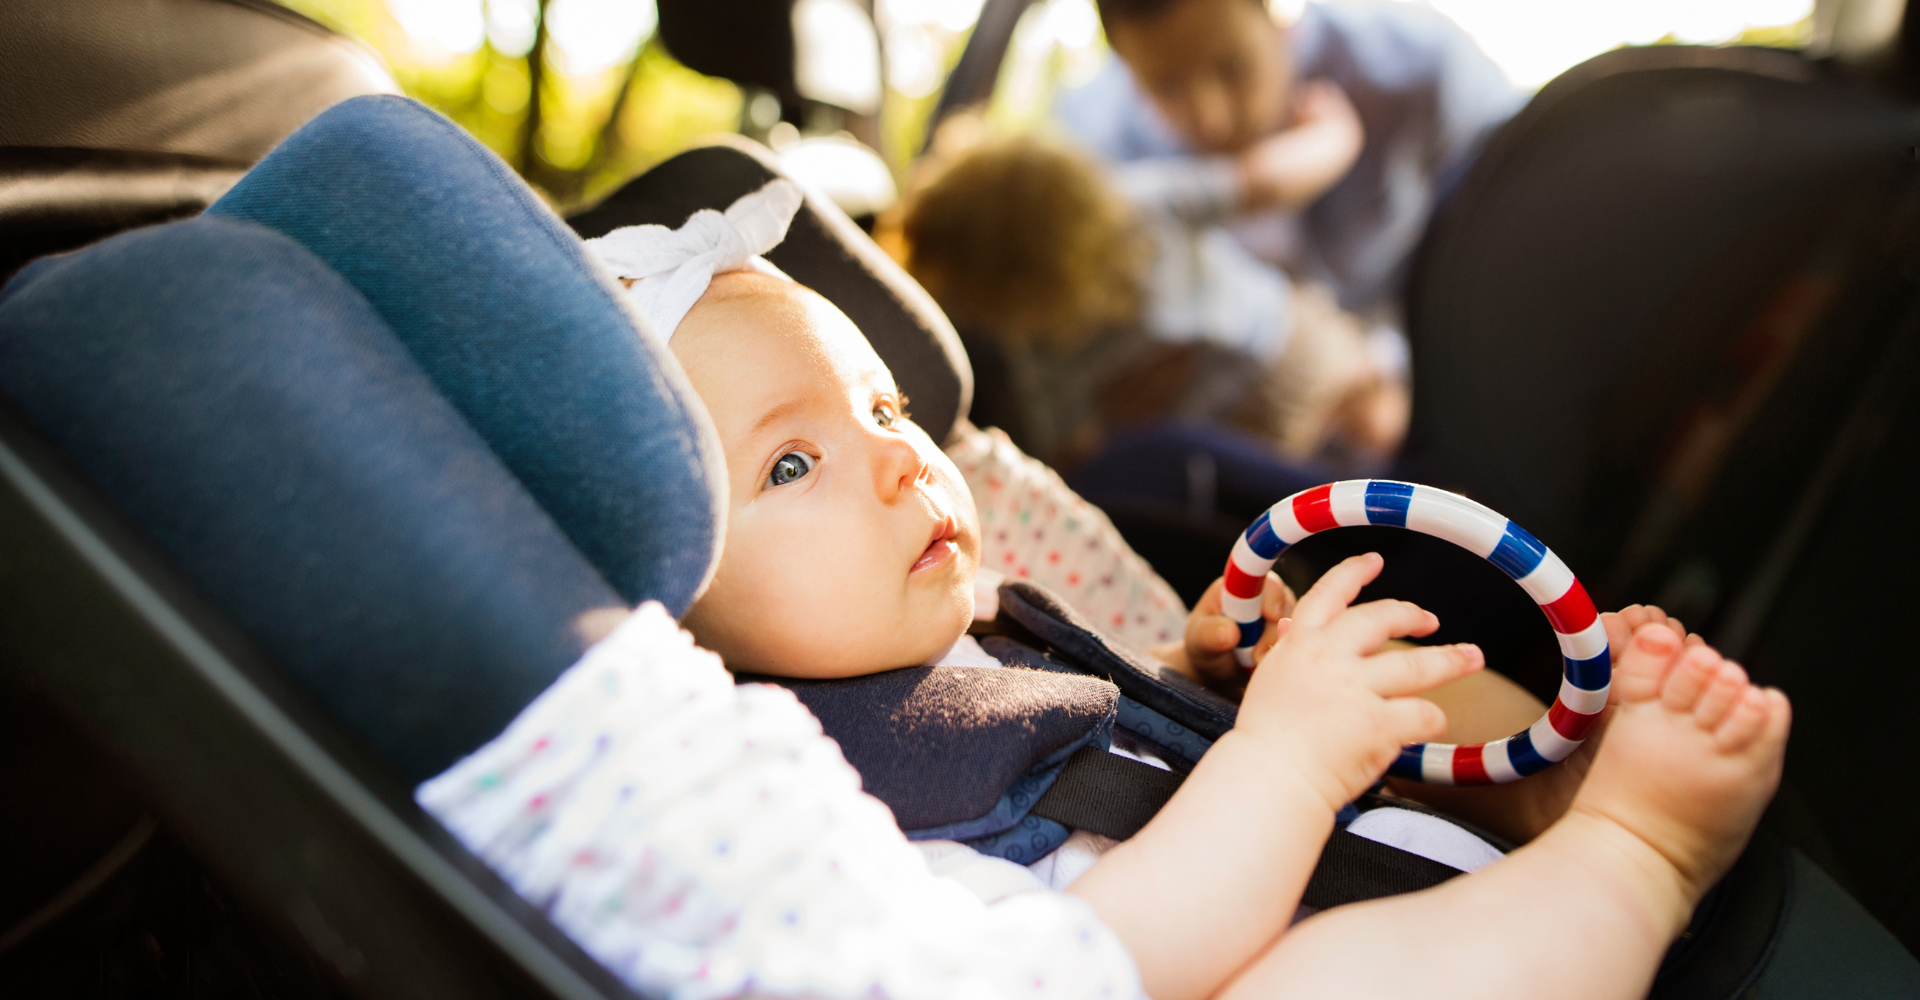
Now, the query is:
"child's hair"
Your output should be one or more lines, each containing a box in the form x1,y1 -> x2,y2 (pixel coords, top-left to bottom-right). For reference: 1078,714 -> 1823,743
897,127 -> 1148,351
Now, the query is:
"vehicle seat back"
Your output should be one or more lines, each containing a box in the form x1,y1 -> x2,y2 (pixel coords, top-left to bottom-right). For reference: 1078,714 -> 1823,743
1406,45 -> 1918,580
1405,43 -> 1920,955
0,0 -> 398,284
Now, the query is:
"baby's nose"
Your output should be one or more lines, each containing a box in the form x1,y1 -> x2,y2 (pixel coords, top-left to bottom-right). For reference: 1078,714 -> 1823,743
873,435 -> 928,499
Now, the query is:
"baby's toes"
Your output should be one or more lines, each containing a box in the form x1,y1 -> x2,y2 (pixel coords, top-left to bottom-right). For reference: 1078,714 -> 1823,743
1691,662 -> 1750,730
1614,622 -> 1685,702
1762,688 -> 1793,748
1661,644 -> 1724,713
1713,687 -> 1773,753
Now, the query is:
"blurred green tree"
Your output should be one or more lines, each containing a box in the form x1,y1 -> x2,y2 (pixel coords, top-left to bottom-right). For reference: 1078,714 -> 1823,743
278,0 -> 742,209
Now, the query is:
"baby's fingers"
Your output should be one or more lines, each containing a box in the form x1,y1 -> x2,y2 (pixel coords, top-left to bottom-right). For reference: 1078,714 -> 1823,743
1262,574 -> 1296,622
1327,598 -> 1439,651
1378,695 -> 1449,747
1291,554 -> 1385,627
1252,616 -> 1293,662
1366,643 -> 1483,697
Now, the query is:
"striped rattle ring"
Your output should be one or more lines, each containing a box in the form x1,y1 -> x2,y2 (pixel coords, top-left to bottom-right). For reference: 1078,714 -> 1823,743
1223,480 -> 1610,786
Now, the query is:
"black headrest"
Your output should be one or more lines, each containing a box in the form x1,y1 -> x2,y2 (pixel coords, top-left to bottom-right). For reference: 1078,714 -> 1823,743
1406,45 -> 1920,574
0,0 -> 397,285
569,139 -> 975,444
0,0 -> 395,161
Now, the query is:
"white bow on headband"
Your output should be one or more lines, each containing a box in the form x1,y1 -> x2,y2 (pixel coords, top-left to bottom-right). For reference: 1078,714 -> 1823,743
584,179 -> 805,340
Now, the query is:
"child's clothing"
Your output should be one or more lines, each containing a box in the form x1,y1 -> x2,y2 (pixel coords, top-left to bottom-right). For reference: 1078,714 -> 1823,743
418,603 -> 1144,1000
418,602 -> 1503,1000
946,423 -> 1187,650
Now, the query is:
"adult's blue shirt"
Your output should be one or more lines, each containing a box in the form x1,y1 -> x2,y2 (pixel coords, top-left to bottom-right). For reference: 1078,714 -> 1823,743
1056,0 -> 1524,317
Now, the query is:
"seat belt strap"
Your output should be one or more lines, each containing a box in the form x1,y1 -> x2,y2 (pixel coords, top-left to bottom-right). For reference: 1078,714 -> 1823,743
1030,747 -> 1185,840
1301,830 -> 1467,907
1030,748 -> 1468,906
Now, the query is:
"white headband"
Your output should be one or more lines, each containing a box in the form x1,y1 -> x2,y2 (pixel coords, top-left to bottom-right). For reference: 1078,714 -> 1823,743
584,179 -> 805,340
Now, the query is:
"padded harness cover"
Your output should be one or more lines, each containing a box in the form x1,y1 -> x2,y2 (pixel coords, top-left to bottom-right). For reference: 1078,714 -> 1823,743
998,580 -> 1239,739
768,664 -> 1118,834
746,580 -> 1234,860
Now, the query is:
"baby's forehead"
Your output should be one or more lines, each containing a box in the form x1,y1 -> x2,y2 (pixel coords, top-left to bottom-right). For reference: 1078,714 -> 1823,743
677,273 -> 897,405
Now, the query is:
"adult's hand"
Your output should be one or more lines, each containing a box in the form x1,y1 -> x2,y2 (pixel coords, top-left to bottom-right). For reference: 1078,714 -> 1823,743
1236,79 -> 1365,211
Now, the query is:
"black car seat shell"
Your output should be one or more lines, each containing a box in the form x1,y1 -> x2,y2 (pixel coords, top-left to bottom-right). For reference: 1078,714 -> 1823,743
0,0 -> 399,284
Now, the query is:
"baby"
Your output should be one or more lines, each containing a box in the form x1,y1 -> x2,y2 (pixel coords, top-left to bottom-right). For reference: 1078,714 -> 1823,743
591,183 -> 1791,1000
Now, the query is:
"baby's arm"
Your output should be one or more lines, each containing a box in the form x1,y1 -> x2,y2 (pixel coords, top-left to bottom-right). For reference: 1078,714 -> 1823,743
1218,619 -> 1791,1000
1069,554 -> 1484,1000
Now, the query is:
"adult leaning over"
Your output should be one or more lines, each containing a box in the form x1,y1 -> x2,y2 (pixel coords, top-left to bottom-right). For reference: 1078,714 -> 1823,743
1056,0 -> 1522,343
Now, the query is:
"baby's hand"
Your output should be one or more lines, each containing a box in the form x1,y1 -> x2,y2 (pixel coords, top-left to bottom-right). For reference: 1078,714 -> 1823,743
1152,572 -> 1294,695
1237,553 -> 1484,814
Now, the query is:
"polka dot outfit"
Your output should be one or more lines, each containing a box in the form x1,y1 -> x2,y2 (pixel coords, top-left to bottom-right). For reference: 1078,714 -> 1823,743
418,603 -> 1143,1000
946,424 -> 1187,649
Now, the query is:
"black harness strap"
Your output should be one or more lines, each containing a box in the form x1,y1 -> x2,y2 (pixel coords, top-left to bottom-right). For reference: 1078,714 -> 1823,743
1301,831 -> 1467,908
1032,748 -> 1470,906
1031,748 -> 1184,840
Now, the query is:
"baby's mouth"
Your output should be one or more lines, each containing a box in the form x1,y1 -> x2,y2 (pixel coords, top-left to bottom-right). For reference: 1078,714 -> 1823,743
912,514 -> 959,574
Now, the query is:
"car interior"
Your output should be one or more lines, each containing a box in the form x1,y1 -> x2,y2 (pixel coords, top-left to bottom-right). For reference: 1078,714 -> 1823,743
4,0 -> 1920,996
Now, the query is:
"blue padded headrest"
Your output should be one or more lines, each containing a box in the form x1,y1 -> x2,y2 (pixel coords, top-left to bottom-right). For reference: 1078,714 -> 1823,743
0,217 -> 630,782
206,95 -> 724,615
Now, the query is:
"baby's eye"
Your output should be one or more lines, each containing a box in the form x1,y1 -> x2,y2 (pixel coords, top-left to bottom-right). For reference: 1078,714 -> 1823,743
767,451 -> 814,488
873,402 -> 898,428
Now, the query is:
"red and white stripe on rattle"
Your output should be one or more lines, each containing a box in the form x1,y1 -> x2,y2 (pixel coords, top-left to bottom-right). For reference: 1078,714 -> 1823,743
1222,480 -> 1612,785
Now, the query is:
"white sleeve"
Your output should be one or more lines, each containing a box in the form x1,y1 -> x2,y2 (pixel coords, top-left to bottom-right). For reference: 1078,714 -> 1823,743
1110,156 -> 1243,224
417,603 -> 1143,1000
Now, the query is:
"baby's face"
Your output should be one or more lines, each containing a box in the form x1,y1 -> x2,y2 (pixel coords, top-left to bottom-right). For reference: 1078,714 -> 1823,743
671,271 -> 981,677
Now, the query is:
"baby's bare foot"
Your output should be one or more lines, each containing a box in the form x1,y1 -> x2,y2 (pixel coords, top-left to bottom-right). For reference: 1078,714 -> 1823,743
1566,622 -> 1790,908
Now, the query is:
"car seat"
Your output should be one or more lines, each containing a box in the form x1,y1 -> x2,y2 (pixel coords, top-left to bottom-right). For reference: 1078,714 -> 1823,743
0,200 -> 670,996
0,93 -> 966,996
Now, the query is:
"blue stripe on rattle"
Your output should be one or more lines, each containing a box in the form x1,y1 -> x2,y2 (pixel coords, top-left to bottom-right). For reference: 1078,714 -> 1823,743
1388,745 -> 1425,781
1503,729 -> 1553,777
1565,650 -> 1611,691
1246,509 -> 1285,560
1236,618 -> 1264,648
1488,522 -> 1548,580
1363,480 -> 1414,527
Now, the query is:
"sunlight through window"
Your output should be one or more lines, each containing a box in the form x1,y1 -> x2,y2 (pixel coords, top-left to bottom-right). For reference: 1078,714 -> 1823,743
1426,0 -> 1814,88
547,0 -> 658,75
387,0 -> 486,55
